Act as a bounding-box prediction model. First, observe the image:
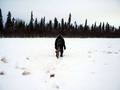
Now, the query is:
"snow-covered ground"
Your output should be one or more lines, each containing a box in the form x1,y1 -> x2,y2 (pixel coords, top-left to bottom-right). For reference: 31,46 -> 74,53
0,38 -> 120,90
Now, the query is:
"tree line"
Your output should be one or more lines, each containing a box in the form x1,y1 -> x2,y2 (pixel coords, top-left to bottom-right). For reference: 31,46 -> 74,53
0,9 -> 120,37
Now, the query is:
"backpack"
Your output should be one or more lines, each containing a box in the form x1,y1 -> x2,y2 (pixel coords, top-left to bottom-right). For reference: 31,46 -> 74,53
57,39 -> 63,47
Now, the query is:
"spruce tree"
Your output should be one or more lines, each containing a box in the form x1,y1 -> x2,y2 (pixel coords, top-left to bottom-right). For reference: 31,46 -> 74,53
84,19 -> 89,31
29,11 -> 34,30
34,18 -> 38,30
68,13 -> 71,25
54,17 -> 58,29
102,22 -> 105,32
5,11 -> 12,30
49,20 -> 52,30
61,18 -> 64,30
0,9 -> 3,31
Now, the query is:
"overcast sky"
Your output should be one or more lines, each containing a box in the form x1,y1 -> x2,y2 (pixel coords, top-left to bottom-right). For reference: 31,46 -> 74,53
0,0 -> 120,27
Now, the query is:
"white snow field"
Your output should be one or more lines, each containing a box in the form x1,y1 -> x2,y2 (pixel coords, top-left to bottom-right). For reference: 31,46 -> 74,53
0,38 -> 120,90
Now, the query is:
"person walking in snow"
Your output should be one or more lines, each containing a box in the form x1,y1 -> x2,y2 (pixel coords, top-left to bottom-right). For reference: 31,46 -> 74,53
55,34 -> 66,58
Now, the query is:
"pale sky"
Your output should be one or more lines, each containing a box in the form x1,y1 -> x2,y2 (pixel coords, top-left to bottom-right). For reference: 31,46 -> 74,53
0,0 -> 120,27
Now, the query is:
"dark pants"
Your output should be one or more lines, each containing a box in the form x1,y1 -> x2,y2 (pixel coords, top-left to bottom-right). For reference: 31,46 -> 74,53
60,48 -> 63,57
57,46 -> 63,57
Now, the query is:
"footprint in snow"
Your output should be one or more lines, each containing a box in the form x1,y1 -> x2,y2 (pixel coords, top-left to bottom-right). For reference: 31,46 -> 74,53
114,52 -> 119,54
26,57 -> 30,60
22,71 -> 31,75
0,57 -> 8,63
55,85 -> 60,89
107,51 -> 112,54
52,84 -> 60,89
0,71 -> 5,75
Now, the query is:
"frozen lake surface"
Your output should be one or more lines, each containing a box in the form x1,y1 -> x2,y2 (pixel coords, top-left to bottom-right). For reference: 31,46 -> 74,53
0,38 -> 120,90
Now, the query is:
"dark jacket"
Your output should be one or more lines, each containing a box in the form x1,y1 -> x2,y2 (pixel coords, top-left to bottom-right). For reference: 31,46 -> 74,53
55,35 -> 66,50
